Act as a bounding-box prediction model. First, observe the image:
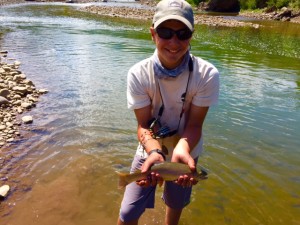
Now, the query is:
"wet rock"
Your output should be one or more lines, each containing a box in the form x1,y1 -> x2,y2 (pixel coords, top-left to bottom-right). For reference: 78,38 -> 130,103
0,96 -> 9,106
0,89 -> 10,98
205,0 -> 240,13
21,102 -> 32,109
12,86 -> 28,96
39,89 -> 49,94
22,115 -> 33,124
0,184 -> 10,198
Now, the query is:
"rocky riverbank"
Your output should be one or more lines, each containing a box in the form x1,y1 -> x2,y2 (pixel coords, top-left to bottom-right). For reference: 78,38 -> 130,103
80,0 -> 300,27
81,4 -> 262,28
0,51 -> 48,148
240,9 -> 300,23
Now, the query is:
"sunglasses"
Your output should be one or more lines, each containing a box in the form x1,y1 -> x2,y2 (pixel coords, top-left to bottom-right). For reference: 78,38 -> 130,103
155,27 -> 193,40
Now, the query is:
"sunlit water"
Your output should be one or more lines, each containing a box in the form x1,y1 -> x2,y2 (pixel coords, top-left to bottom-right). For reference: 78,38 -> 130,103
0,3 -> 299,225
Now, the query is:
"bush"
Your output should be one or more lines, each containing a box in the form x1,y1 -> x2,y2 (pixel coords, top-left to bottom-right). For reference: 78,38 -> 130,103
188,0 -> 206,6
267,0 -> 290,8
289,0 -> 300,8
240,0 -> 259,9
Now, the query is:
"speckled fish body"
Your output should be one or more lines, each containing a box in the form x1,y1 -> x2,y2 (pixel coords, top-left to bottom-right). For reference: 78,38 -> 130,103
116,162 -> 208,188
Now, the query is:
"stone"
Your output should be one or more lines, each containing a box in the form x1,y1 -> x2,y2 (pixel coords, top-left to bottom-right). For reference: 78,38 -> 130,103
2,66 -> 11,72
206,0 -> 240,12
0,89 -> 10,98
0,184 -> 10,198
5,122 -> 13,127
6,138 -> 14,142
0,96 -> 9,106
13,100 -> 22,106
17,107 -> 23,114
14,61 -> 21,66
24,79 -> 33,86
39,89 -> 49,94
21,102 -> 32,109
12,86 -> 28,96
22,116 -> 33,124
12,94 -> 22,100
13,75 -> 25,82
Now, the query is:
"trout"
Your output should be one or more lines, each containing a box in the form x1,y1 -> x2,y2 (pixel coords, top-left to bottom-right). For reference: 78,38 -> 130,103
116,162 -> 208,188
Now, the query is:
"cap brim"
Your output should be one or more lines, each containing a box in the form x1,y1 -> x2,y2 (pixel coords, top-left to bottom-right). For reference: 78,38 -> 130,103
153,15 -> 193,31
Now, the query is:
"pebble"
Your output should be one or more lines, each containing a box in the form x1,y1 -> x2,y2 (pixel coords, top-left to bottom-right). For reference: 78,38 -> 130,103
0,184 -> 10,198
22,116 -> 33,124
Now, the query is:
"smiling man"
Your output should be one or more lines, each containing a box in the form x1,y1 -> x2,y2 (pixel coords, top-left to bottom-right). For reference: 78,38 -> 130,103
117,0 -> 219,224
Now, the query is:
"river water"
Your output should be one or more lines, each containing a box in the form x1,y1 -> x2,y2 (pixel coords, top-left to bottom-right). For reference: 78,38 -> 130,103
0,2 -> 299,225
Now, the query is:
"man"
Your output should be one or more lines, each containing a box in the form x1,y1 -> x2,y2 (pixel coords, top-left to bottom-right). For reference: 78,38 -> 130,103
117,0 -> 219,224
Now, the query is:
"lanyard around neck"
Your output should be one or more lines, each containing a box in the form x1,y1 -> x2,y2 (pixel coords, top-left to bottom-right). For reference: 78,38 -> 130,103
156,56 -> 193,131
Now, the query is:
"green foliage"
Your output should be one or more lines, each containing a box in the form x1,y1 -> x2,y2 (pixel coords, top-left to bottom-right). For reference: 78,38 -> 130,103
240,0 -> 259,9
290,0 -> 300,8
188,0 -> 206,7
208,0 -> 300,10
267,0 -> 290,8
187,0 -> 299,9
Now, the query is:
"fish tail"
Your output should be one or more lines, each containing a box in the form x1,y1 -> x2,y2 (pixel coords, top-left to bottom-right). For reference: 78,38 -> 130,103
196,169 -> 208,180
115,171 -> 129,189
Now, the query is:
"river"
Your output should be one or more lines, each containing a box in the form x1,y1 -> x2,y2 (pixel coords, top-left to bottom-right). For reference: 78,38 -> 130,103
0,2 -> 299,225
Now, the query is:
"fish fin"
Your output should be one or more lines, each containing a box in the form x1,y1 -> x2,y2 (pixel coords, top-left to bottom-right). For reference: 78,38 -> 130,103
199,169 -> 208,180
193,168 -> 208,181
115,171 -> 129,189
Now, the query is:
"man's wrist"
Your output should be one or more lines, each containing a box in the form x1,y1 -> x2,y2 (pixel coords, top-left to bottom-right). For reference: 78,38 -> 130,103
148,149 -> 166,161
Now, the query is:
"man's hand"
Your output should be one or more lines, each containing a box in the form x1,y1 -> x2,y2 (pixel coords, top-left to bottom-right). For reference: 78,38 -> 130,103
172,147 -> 198,187
136,171 -> 164,187
136,152 -> 165,188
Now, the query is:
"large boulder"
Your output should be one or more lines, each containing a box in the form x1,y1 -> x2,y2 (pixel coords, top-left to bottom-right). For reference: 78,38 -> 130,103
203,0 -> 240,13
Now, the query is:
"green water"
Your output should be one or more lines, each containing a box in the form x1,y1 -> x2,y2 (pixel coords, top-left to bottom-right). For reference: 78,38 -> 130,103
0,3 -> 299,225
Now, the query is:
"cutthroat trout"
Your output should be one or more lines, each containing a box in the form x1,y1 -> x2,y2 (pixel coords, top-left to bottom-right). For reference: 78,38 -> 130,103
116,162 -> 208,188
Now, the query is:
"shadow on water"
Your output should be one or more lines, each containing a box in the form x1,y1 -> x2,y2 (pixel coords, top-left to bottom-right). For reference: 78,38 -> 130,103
0,3 -> 300,225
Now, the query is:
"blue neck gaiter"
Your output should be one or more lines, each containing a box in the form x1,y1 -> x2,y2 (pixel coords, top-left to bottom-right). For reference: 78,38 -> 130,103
153,49 -> 190,79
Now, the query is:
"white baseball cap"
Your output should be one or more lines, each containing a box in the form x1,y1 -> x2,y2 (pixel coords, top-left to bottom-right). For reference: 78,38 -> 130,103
153,0 -> 194,31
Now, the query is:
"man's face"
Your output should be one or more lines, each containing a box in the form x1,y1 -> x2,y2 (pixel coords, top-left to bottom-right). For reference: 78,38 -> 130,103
151,20 -> 192,69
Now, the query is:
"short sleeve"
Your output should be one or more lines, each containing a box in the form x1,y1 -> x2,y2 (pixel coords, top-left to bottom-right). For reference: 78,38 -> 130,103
192,59 -> 220,107
127,62 -> 151,110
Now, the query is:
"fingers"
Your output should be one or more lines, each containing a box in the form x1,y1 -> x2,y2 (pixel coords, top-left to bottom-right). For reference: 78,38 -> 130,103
141,153 -> 164,173
136,172 -> 163,188
187,157 -> 196,172
175,174 -> 198,187
141,159 -> 152,173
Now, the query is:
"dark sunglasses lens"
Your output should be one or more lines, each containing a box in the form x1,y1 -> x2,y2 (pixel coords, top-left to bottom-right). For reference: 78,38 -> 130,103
177,29 -> 192,40
156,28 -> 173,39
156,28 -> 192,40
